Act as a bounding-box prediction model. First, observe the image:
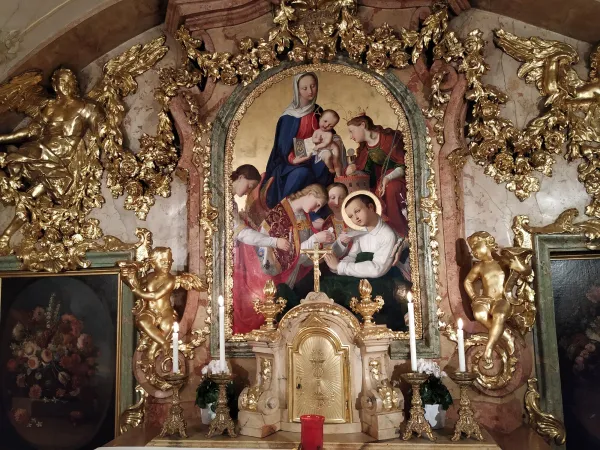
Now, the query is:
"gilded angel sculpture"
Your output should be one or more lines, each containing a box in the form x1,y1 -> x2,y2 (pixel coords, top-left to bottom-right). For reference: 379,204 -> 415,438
119,247 -> 206,390
0,37 -> 168,269
464,231 -> 533,368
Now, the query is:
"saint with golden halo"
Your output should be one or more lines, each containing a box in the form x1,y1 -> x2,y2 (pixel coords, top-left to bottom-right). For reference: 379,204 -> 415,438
317,189 -> 409,329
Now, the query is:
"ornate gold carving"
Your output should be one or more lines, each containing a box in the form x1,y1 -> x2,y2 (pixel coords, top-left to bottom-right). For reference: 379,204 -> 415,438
289,326 -> 351,423
401,372 -> 436,441
119,238 -> 207,392
368,359 -> 400,411
253,280 -> 287,332
447,26 -> 600,217
240,358 -> 273,412
448,371 -> 484,442
350,279 -> 384,327
119,384 -> 148,434
514,208 -> 600,250
207,371 -> 238,438
0,37 -> 168,271
525,378 -> 566,445
159,373 -> 189,439
440,225 -> 534,392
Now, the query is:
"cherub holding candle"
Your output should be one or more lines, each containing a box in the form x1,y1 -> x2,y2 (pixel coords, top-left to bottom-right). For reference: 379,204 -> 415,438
119,247 -> 205,389
464,231 -> 533,369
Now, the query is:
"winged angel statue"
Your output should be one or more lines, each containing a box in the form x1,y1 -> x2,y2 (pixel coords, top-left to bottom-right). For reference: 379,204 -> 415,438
0,37 -> 168,269
494,30 -> 600,214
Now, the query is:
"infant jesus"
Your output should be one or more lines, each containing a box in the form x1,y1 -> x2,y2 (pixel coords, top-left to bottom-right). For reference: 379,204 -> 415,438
294,109 -> 344,176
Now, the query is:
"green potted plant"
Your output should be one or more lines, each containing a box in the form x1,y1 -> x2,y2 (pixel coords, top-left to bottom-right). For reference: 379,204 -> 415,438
196,376 -> 219,424
417,359 -> 453,429
196,364 -> 236,425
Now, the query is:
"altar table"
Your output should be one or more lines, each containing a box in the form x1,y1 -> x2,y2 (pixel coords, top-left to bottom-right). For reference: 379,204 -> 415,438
100,423 -> 501,450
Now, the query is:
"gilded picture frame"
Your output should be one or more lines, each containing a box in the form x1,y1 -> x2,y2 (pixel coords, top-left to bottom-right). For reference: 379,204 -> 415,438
210,58 -> 440,359
0,252 -> 135,449
532,234 -> 600,448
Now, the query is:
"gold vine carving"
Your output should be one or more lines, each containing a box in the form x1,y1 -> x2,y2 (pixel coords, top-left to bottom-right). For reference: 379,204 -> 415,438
0,37 -> 171,271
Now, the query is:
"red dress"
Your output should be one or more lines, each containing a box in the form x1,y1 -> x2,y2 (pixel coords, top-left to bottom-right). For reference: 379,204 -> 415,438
355,128 -> 408,237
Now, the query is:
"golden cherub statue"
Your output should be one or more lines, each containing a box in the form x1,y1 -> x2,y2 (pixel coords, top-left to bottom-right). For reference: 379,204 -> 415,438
0,37 -> 167,270
119,247 -> 206,390
464,231 -> 533,368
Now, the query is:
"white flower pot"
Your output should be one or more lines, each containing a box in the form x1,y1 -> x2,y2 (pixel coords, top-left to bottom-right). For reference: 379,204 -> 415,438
424,404 -> 446,429
200,404 -> 216,425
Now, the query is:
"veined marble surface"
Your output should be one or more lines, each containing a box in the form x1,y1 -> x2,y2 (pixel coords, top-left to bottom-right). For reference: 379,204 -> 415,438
450,9 -> 592,246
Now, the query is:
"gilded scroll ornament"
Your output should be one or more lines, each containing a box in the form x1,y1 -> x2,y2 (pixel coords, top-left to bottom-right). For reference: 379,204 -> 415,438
449,27 -> 600,218
0,37 -> 168,271
367,359 -> 400,412
525,378 -> 566,445
239,358 -> 273,412
119,241 -> 207,392
119,384 -> 148,434
514,208 -> 600,250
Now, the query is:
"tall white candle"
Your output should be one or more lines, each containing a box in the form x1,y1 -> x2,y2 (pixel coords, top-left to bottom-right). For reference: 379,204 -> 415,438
172,322 -> 179,373
407,292 -> 418,372
218,295 -> 226,373
457,318 -> 466,372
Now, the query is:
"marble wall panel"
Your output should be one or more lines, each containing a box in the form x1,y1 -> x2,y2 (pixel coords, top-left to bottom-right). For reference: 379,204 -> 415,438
450,9 -> 592,246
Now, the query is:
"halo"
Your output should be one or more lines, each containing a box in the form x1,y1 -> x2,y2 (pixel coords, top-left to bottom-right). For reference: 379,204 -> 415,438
341,190 -> 382,230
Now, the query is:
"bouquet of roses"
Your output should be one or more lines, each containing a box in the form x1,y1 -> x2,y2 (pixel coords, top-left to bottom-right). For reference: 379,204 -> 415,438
6,295 -> 99,402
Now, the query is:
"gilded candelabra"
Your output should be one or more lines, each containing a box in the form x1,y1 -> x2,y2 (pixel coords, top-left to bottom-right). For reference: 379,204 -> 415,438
207,371 -> 237,438
449,371 -> 484,441
159,373 -> 188,439
350,279 -> 384,327
253,280 -> 287,331
401,372 -> 436,441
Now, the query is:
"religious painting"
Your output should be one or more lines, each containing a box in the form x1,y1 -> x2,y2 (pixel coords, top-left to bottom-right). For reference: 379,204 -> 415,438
549,254 -> 600,449
211,61 -> 437,357
0,266 -> 135,450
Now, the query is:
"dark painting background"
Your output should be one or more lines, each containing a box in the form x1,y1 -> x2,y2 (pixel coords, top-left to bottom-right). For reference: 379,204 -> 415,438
550,258 -> 600,450
0,273 -> 119,450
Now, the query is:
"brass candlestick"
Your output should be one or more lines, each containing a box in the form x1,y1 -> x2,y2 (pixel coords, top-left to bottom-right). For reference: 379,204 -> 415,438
401,372 -> 436,441
449,371 -> 484,441
159,373 -> 188,438
207,371 -> 237,438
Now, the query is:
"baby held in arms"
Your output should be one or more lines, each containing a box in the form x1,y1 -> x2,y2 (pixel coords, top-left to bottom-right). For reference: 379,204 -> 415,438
294,109 -> 344,176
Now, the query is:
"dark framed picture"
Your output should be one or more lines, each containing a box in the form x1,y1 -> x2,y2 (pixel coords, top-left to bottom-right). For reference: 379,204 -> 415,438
533,235 -> 600,449
0,252 -> 135,450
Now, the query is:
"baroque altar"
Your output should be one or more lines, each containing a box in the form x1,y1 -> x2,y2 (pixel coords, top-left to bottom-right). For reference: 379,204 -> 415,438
237,284 -> 403,440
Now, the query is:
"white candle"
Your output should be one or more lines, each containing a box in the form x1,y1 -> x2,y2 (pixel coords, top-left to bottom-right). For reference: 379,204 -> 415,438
457,318 -> 466,372
172,322 -> 179,373
407,292 -> 418,372
218,295 -> 225,373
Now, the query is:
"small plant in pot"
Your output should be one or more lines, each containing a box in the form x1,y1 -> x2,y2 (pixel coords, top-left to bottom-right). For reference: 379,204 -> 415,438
416,359 -> 453,429
196,365 -> 235,425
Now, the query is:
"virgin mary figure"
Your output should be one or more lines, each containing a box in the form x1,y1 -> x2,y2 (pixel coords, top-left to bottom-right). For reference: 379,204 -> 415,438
262,72 -> 337,209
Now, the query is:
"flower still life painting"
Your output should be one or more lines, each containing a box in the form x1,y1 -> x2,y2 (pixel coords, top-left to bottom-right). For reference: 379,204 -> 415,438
551,258 -> 600,449
0,271 -> 130,450
214,63 -> 434,348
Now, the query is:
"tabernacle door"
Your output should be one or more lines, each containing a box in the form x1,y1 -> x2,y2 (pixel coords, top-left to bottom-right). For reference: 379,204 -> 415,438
288,316 -> 351,423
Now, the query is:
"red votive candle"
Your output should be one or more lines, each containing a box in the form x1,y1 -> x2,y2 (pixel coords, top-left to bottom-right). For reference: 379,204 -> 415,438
300,415 -> 325,450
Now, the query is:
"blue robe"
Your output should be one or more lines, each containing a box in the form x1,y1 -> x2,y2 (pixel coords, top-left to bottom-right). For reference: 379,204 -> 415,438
263,110 -> 333,209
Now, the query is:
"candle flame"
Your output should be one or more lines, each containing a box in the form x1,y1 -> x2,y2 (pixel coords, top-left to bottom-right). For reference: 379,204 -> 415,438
218,295 -> 224,307
173,322 -> 179,333
457,318 -> 463,330
407,291 -> 413,303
